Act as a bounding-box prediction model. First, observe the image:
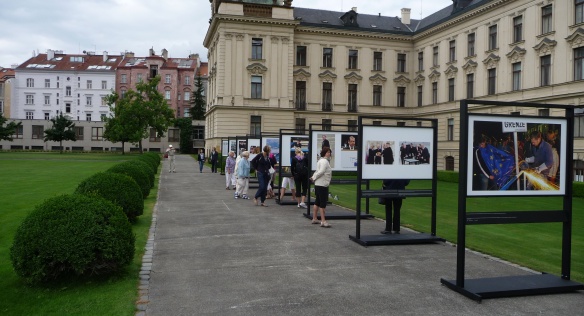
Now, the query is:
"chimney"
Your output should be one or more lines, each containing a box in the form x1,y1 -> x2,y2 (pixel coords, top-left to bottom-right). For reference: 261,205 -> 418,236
11,64 -> 19,69
47,49 -> 55,60
351,7 -> 357,12
103,51 -> 108,62
161,48 -> 168,60
401,8 -> 411,25
149,48 -> 155,56
125,51 -> 135,58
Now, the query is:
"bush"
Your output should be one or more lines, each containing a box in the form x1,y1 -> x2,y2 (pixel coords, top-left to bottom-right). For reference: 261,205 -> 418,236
143,152 -> 161,167
75,172 -> 144,222
107,162 -> 151,198
574,182 -> 584,198
437,170 -> 459,183
136,155 -> 158,175
132,159 -> 155,188
10,194 -> 135,284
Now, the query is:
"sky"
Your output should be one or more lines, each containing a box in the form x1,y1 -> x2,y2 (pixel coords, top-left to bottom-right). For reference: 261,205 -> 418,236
0,0 -> 454,68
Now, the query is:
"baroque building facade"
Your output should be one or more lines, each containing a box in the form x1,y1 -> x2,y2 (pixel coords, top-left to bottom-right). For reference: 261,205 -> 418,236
204,0 -> 584,176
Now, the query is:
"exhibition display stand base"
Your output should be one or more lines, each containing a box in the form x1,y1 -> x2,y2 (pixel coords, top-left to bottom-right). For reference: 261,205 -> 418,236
349,232 -> 444,246
303,209 -> 374,220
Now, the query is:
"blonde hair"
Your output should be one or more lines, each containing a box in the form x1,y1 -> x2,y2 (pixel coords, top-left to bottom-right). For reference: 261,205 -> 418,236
242,151 -> 250,158
295,147 -> 303,155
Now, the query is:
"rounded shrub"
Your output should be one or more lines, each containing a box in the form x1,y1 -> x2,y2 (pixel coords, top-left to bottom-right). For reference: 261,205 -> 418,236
75,172 -> 144,222
136,155 -> 158,175
10,194 -> 135,284
108,162 -> 151,198
143,152 -> 161,167
132,159 -> 155,188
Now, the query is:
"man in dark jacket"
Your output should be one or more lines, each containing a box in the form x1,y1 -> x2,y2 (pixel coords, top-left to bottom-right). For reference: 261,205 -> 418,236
380,179 -> 410,234
210,148 -> 219,173
382,142 -> 394,165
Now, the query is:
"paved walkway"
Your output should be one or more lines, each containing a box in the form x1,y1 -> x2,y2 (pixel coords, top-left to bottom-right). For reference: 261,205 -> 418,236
141,154 -> 583,315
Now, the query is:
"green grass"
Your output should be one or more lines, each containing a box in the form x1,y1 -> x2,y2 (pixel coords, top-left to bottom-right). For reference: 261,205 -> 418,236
328,179 -> 584,282
0,152 -> 156,315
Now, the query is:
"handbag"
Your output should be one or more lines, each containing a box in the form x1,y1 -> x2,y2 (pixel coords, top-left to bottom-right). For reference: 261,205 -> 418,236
378,197 -> 386,205
268,166 -> 276,175
164,153 -> 168,159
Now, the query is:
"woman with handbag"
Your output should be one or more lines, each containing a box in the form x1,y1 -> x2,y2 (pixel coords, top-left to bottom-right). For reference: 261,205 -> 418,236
309,147 -> 332,228
251,145 -> 272,207
380,179 -> 410,234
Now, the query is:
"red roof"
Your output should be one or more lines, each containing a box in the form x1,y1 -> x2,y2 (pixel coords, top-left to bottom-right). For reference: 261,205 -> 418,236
0,68 -> 15,81
17,53 -> 123,72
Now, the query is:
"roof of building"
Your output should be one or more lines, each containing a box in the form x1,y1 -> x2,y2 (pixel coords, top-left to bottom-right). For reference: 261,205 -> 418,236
16,52 -> 123,72
198,62 -> 208,77
0,68 -> 15,82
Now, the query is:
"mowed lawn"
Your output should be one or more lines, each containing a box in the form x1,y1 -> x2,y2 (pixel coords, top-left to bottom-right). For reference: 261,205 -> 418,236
0,152 -> 156,315
328,179 -> 584,283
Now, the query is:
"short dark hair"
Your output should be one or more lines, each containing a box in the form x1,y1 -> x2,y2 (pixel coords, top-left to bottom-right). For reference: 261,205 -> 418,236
530,131 -> 542,139
263,145 -> 271,153
320,147 -> 331,157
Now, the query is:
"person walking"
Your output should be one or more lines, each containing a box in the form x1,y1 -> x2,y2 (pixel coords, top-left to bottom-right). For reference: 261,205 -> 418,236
210,148 -> 219,173
225,151 -> 236,190
279,170 -> 297,203
251,145 -> 272,207
291,147 -> 309,208
166,144 -> 176,173
310,147 -> 332,227
380,179 -> 410,234
233,149 -> 243,198
197,149 -> 205,173
235,151 -> 251,199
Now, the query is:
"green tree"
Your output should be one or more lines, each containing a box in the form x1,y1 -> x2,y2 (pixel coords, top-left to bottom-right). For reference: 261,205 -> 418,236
0,113 -> 22,141
104,76 -> 175,153
174,117 -> 193,154
43,114 -> 76,153
190,72 -> 205,120
103,93 -> 142,155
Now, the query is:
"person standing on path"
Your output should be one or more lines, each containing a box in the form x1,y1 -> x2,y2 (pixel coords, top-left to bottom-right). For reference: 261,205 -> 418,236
235,151 -> 251,199
225,151 -> 236,190
291,147 -> 309,208
380,179 -> 410,234
310,147 -> 332,228
197,149 -> 205,173
251,145 -> 272,207
210,148 -> 219,173
166,144 -> 176,173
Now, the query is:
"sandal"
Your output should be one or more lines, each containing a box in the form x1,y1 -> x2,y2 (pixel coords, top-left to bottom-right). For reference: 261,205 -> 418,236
320,222 -> 331,228
260,203 -> 268,207
311,220 -> 320,225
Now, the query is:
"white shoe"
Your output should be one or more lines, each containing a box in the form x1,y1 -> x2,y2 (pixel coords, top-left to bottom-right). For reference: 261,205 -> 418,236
299,202 -> 307,209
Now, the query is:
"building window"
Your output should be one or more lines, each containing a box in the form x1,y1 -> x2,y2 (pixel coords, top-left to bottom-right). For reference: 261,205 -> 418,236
150,65 -> 158,78
322,82 -> 332,111
447,118 -> 454,141
26,94 -> 34,105
542,5 -> 553,34
575,47 -> 584,80
448,78 -> 455,101
417,85 -> 423,107
26,78 -> 34,87
66,86 -> 71,96
193,126 -> 204,139
184,91 -> 190,101
348,84 -> 357,112
397,122 -> 406,127
418,52 -> 424,71
397,87 -> 405,107
577,0 -> 584,24
488,68 -> 497,95
75,126 -> 84,140
296,45 -> 307,66
12,125 -> 23,139
44,113 -> 49,120
513,16 -> 523,42
101,96 -> 107,106
348,50 -> 358,69
101,80 -> 107,89
26,111 -> 33,119
250,115 -> 261,137
295,81 -> 306,110
466,73 -> 474,98
538,109 -> 550,117
322,119 -> 332,131
449,40 -> 456,62
433,46 -> 439,66
183,107 -> 189,117
149,128 -> 161,142
45,79 -> 50,88
44,95 -> 50,105
575,110 -> 584,137
445,156 -> 455,171
512,62 -> 522,91
373,51 -> 382,71
167,128 -> 180,142
121,74 -> 127,83
137,74 -> 143,83
86,113 -> 92,121
32,125 -> 43,139
488,25 -> 498,50
66,103 -> 71,113
251,76 -> 262,99
165,90 -> 171,100
372,121 -> 382,126
397,54 -> 406,72
185,76 -> 190,85
295,118 -> 306,134
432,82 -> 438,104
541,55 -> 551,86
348,120 -> 357,132
468,33 -> 475,56
252,38 -> 263,59
121,89 -> 126,98
87,80 -> 92,89
165,74 -> 171,84
323,48 -> 333,67
86,96 -> 92,106
373,85 -> 382,106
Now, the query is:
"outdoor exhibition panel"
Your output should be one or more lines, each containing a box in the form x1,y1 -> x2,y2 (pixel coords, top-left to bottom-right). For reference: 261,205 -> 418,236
220,138 -> 228,175
304,124 -> 373,219
276,129 -> 308,205
440,100 -> 584,302
349,116 -> 444,246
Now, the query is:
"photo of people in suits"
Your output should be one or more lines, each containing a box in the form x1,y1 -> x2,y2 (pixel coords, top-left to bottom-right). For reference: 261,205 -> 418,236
399,141 -> 431,165
365,141 -> 395,165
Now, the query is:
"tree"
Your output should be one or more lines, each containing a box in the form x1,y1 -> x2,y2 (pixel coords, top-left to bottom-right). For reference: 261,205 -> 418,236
0,113 -> 22,141
103,93 -> 143,155
190,72 -> 205,120
43,114 -> 76,153
175,117 -> 193,154
104,76 -> 175,153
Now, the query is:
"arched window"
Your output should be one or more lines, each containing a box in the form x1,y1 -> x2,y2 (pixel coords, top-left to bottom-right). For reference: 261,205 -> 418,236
445,156 -> 455,171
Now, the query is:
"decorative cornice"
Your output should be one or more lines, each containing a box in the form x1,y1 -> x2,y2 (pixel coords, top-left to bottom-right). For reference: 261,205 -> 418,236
414,74 -> 425,85
566,28 -> 584,48
506,46 -> 527,62
246,63 -> 268,75
482,53 -> 500,69
293,68 -> 311,79
318,70 -> 337,81
393,75 -> 411,87
533,37 -> 558,55
444,65 -> 458,79
462,59 -> 477,73
369,73 -> 387,85
344,72 -> 363,83
428,70 -> 441,82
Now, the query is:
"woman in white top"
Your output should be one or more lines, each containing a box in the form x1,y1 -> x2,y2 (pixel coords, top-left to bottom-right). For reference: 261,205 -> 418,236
310,147 -> 332,228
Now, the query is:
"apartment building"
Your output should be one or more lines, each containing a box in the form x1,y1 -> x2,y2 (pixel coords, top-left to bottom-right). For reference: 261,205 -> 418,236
0,67 -> 15,117
203,0 -> 584,172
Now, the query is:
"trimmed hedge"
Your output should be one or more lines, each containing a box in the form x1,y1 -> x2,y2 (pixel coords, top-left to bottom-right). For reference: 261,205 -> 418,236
574,182 -> 584,198
437,170 -> 459,183
107,162 -> 151,198
10,194 -> 135,284
143,152 -> 161,167
132,159 -> 155,188
136,155 -> 158,176
75,172 -> 144,222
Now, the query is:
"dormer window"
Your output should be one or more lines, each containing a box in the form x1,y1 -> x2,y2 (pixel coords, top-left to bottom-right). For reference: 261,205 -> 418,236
340,10 -> 359,27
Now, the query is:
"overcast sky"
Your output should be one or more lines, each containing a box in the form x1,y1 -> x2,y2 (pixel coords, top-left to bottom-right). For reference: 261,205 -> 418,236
0,0 -> 453,68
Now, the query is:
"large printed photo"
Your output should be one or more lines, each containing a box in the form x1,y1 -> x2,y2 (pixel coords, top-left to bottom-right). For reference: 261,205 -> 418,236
467,115 -> 567,196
